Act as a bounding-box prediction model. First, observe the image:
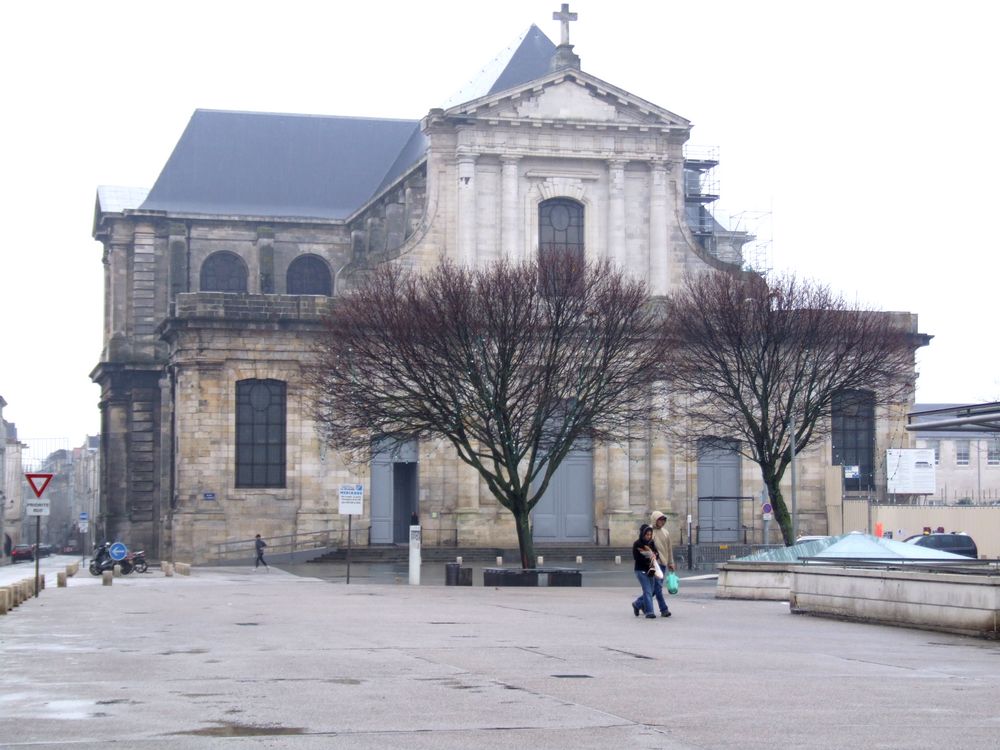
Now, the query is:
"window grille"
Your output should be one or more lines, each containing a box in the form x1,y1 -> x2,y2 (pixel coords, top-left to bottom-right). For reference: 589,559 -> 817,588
831,390 -> 875,491
287,255 -> 332,296
201,251 -> 248,293
235,379 -> 286,488
956,440 -> 970,466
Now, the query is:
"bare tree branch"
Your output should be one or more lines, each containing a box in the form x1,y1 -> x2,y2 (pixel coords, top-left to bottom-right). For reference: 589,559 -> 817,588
663,271 -> 920,545
306,251 -> 665,567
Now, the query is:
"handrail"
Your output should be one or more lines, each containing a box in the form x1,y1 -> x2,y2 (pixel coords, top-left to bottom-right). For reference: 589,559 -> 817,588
213,529 -> 335,563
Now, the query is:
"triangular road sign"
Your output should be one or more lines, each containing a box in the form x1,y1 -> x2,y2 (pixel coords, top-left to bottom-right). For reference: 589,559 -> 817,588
25,473 -> 53,498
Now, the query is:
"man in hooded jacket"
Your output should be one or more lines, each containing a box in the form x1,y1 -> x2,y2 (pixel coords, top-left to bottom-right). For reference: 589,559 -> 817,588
649,510 -> 675,617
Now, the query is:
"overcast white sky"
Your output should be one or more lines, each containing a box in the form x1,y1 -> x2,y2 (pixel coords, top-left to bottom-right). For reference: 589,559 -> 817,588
2,0 -> 998,448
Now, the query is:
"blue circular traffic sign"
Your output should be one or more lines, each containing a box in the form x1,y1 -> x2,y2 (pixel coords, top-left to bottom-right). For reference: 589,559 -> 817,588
109,542 -> 128,561
761,503 -> 773,515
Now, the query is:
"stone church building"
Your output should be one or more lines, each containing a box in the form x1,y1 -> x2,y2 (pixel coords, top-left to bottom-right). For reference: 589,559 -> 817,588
91,13 -> 924,563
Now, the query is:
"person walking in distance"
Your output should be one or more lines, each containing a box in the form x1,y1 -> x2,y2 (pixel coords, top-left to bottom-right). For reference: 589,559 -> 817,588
254,534 -> 269,571
649,510 -> 675,617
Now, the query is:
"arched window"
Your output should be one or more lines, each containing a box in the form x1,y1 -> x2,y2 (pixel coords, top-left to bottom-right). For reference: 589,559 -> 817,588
235,379 -> 286,488
200,251 -> 248,293
539,198 -> 584,259
286,254 -> 332,296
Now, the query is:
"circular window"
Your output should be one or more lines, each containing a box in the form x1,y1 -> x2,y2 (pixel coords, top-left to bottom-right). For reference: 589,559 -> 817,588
549,204 -> 572,231
249,383 -> 272,411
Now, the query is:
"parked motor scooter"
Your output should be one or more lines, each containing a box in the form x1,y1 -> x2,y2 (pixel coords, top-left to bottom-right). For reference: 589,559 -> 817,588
89,542 -> 134,576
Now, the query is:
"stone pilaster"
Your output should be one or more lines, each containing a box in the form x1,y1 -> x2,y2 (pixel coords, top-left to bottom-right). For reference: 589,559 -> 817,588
457,151 -> 477,267
168,223 -> 189,302
132,224 -> 157,337
501,155 -> 521,261
608,160 -> 626,268
257,227 -> 275,294
649,159 -> 669,296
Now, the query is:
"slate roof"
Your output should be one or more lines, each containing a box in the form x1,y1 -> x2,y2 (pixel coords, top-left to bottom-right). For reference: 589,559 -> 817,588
139,111 -> 423,221
442,25 -> 557,109
134,27 -> 561,222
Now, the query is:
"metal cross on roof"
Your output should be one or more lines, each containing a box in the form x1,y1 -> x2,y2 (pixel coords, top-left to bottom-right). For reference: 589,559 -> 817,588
553,3 -> 577,46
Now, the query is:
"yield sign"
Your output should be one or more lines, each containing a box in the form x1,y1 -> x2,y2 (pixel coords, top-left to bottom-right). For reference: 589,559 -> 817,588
25,473 -> 54,498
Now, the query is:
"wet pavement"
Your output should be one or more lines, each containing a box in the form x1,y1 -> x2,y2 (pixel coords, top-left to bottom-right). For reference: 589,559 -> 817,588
1,560 -> 999,748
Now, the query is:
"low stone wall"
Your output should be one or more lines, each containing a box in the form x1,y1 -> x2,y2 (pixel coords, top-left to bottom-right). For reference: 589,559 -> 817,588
789,566 -> 1000,638
716,562 -> 793,601
717,561 -> 1000,637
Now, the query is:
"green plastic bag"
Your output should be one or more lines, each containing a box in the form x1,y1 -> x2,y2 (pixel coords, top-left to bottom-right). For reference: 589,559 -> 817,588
666,571 -> 680,595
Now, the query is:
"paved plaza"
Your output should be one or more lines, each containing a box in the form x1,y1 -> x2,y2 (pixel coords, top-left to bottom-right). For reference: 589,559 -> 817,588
1,557 -> 999,749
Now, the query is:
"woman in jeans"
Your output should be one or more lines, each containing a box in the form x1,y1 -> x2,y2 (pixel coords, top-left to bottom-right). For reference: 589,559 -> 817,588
630,524 -> 659,619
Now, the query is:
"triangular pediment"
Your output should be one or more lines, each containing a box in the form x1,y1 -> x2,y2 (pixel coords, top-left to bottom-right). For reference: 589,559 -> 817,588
444,69 -> 690,131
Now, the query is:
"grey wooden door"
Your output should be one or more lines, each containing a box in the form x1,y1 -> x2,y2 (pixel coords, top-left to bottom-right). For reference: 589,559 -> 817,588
531,444 -> 594,543
697,441 -> 741,542
370,438 -> 419,544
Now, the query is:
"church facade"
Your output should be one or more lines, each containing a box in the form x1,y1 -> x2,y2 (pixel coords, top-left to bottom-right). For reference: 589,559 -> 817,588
91,18 -> 923,563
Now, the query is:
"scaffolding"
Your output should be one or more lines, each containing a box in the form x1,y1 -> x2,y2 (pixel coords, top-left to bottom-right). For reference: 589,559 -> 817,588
682,144 -> 772,273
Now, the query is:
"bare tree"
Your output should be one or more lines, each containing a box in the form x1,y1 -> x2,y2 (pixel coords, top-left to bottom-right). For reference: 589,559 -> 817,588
663,271 -> 921,545
307,252 -> 665,568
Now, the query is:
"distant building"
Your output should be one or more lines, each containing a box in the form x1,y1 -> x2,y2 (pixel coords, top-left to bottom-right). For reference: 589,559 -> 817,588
911,404 -> 1000,503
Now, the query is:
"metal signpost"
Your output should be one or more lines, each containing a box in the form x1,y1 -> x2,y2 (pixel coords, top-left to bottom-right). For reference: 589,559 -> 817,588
338,484 -> 363,584
79,512 -> 89,564
24,473 -> 53,597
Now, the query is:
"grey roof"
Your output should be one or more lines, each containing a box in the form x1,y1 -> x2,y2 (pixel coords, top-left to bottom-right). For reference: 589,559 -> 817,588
133,27 -> 561,222
442,25 -> 557,108
139,110 -> 424,221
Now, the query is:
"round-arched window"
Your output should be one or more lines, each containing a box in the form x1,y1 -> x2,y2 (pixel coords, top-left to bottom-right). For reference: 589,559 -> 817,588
539,198 -> 584,259
200,251 -> 248,293
286,254 -> 332,296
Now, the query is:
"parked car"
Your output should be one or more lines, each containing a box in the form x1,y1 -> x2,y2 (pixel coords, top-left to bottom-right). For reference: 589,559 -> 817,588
11,544 -> 34,562
36,543 -> 54,558
903,533 -> 978,559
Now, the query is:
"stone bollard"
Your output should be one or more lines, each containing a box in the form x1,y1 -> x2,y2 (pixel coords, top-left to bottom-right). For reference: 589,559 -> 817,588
174,562 -> 191,576
0,587 -> 10,614
102,570 -> 113,586
112,564 -> 122,577
164,563 -> 174,577
66,562 -> 78,577
57,571 -> 67,588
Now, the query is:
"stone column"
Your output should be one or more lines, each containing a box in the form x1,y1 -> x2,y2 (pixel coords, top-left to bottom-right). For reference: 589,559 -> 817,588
108,241 -> 129,342
649,159 -> 670,296
608,160 -> 627,268
501,155 -> 521,261
457,151 -> 478,267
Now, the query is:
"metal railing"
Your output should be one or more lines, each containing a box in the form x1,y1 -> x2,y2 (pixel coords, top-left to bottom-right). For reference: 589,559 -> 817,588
213,529 -> 336,564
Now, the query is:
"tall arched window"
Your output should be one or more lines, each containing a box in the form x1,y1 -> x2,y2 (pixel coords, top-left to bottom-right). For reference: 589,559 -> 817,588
539,198 -> 584,260
200,251 -> 248,293
286,254 -> 332,296
235,379 -> 286,488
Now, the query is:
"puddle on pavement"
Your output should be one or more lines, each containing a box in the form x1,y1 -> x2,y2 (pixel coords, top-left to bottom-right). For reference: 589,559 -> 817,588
174,721 -> 306,737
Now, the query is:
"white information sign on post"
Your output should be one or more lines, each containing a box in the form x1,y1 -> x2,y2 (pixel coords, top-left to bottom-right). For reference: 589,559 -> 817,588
338,484 -> 364,515
25,499 -> 50,516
